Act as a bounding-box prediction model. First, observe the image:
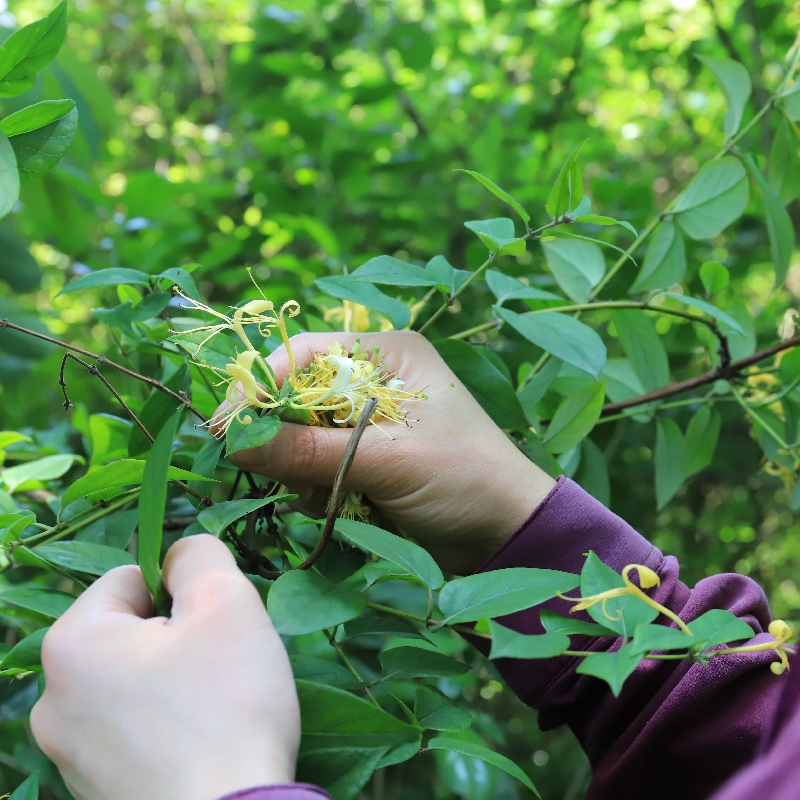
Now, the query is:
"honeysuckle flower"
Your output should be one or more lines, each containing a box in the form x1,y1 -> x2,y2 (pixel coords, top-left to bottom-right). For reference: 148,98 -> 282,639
559,563 -> 692,634
768,620 -> 794,674
324,300 -> 372,333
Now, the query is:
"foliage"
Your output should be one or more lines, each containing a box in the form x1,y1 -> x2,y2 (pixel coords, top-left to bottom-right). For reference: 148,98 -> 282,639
0,0 -> 799,798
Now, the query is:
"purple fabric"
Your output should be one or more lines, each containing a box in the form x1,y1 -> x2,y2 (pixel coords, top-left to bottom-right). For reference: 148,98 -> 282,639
217,785 -> 330,800
473,476 -> 790,800
219,476 -> 798,800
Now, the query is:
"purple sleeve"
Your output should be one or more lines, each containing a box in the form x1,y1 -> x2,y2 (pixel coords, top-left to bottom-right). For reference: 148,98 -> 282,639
477,476 -> 785,800
217,785 -> 331,800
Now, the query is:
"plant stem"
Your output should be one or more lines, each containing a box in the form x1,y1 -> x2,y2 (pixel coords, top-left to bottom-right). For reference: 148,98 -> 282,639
324,629 -> 381,708
417,257 -> 493,335
366,602 -> 429,624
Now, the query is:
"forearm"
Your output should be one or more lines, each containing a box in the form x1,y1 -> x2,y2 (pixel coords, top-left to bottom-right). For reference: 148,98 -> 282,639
474,476 -> 783,800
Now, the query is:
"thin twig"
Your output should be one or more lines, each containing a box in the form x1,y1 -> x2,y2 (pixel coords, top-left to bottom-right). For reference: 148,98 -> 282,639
59,353 -> 153,442
0,319 -> 207,422
599,335 -> 800,416
324,628 -> 381,708
297,397 -> 379,570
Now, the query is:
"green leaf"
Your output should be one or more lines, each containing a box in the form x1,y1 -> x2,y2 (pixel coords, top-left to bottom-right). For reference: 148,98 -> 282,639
0,132 -> 19,220
0,99 -> 75,137
8,772 -> 39,800
380,646 -> 470,680
10,105 -> 78,182
699,261 -> 730,296
498,307 -> 607,377
138,408 -> 182,600
685,406 -> 721,476
225,412 -> 281,456
290,655 -> 364,691
36,541 -> 137,576
1,454 -> 80,494
743,153 -> 794,287
60,459 -> 214,510
438,567 -> 580,625
673,157 -> 749,240
630,221 -> 686,292
128,363 -> 190,457
543,381 -> 605,454
0,0 -> 67,97
488,620 -> 569,659
689,609 -> 754,650
342,613 -> 428,642
575,645 -> 641,697
464,218 -> 525,256
350,255 -> 440,287
297,746 -> 389,800
656,293 -> 744,333
575,215 -> 638,237
169,329 -> 239,370
540,609 -> 618,637
267,570 -> 366,635
188,437 -> 224,505
485,270 -> 562,306
541,238 -> 605,303
334,518 -> 444,590
611,309 -> 669,392
197,495 -> 294,538
0,587 -> 73,618
781,82 -> 800,121
546,141 -> 585,218
0,221 -> 40,292
433,339 -> 527,430
630,622 -> 693,655
543,229 -> 636,267
576,437 -> 611,505
769,117 -> 800,205
427,738 -> 539,796
455,169 -> 530,223
580,552 -> 658,635
697,56 -> 751,138
297,680 -> 420,754
0,627 -> 47,670
157,266 -> 201,300
414,686 -> 471,732
423,255 -> 470,295
56,267 -> 150,296
316,275 -> 411,330
655,419 -> 687,510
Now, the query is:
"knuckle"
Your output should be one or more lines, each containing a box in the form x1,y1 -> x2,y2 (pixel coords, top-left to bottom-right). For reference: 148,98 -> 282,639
291,425 -> 322,475
30,700 -> 60,760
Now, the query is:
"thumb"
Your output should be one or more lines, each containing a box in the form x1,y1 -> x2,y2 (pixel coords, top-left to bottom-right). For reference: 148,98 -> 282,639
161,534 -> 251,621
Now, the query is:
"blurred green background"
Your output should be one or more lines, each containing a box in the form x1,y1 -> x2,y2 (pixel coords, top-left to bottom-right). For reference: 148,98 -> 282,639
0,0 -> 798,797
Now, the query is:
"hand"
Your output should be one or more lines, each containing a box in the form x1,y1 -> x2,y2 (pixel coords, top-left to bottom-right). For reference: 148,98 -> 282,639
228,331 -> 555,574
31,535 -> 300,800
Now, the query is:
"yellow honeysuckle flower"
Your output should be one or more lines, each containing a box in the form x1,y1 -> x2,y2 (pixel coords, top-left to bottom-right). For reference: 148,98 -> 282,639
768,619 -> 794,675
324,300 -> 372,333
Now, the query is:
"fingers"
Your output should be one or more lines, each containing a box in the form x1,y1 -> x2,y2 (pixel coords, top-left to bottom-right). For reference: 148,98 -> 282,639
230,418 -> 386,487
161,534 -> 252,620
59,565 -> 153,623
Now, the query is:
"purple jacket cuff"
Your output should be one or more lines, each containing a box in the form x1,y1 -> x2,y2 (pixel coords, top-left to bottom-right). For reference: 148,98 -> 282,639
217,785 -> 331,800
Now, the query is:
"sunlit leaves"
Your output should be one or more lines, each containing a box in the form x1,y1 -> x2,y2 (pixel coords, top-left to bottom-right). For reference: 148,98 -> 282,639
463,218 -> 526,256
546,141 -> 585,218
630,221 -> 686,292
697,56 -> 751,138
673,157 -> 749,240
0,132 -> 19,220
1,453 -> 80,494
316,275 -> 411,330
0,99 -> 75,137
350,255 -> 440,287
9,105 -> 78,182
498,308 -> 607,377
0,0 -> 67,97
56,267 -> 150,296
541,238 -> 605,302
454,169 -> 530,223
543,381 -> 605,454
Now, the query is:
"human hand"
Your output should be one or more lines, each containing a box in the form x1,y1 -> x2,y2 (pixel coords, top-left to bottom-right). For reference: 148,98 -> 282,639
30,535 -> 300,800
228,331 -> 555,574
